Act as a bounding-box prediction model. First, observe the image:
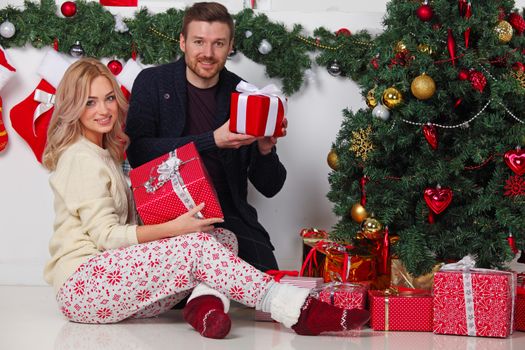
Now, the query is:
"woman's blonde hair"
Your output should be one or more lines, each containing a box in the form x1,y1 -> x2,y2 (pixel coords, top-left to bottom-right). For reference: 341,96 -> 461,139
42,57 -> 129,170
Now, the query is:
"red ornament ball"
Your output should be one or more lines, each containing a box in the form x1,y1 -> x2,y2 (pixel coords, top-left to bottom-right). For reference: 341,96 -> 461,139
416,4 -> 434,22
335,28 -> 352,37
469,71 -> 487,93
508,12 -> 525,35
512,62 -> 525,72
458,69 -> 470,81
107,60 -> 123,75
61,1 -> 77,18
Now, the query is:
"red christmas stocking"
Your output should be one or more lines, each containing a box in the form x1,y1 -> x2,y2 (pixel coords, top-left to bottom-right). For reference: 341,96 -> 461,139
10,50 -> 71,162
0,45 -> 16,152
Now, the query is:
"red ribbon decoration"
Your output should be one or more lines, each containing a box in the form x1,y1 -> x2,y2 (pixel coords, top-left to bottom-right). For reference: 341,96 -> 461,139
447,29 -> 457,66
300,240 -> 329,277
360,176 -> 369,206
99,0 -> 137,6
53,38 -> 59,51
266,270 -> 299,282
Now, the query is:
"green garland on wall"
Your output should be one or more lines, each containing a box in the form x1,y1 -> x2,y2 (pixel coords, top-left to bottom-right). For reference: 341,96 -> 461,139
0,0 -> 376,96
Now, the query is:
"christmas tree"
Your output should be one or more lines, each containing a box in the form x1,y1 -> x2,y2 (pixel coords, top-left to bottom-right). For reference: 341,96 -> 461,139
325,0 -> 525,276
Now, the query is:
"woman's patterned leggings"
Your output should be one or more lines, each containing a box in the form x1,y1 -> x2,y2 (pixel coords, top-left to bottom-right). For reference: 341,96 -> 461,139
56,228 -> 274,323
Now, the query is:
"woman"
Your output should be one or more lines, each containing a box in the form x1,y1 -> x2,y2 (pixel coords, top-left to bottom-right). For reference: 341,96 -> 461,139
42,58 -> 369,339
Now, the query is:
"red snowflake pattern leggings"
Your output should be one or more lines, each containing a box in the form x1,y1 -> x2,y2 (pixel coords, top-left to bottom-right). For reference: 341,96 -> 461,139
56,228 -> 274,323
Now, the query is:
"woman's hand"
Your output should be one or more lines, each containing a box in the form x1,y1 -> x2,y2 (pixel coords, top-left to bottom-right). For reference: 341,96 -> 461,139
165,203 -> 224,237
136,203 -> 224,243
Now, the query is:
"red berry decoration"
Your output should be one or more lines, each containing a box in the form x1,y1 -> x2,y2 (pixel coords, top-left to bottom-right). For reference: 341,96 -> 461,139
335,28 -> 351,37
416,4 -> 434,22
458,69 -> 470,80
107,60 -> 123,76
508,12 -> 525,35
61,1 -> 77,18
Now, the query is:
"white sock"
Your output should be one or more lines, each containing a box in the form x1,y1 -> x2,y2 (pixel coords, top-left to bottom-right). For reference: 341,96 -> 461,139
257,282 -> 311,328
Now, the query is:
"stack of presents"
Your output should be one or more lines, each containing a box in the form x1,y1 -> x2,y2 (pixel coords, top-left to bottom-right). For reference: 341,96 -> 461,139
255,227 -> 524,338
127,82 -> 524,338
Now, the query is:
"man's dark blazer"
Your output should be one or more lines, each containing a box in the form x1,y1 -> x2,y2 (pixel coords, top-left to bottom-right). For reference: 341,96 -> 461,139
125,58 -> 286,253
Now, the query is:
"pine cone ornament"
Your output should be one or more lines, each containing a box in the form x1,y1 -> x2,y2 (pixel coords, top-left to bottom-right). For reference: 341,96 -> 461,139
508,12 -> 525,35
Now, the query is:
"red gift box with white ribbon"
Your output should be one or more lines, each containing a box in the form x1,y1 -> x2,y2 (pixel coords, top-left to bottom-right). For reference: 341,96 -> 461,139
229,81 -> 286,137
130,142 -> 223,224
433,256 -> 517,338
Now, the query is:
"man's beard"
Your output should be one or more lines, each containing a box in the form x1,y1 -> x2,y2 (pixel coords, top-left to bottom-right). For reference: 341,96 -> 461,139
187,56 -> 226,80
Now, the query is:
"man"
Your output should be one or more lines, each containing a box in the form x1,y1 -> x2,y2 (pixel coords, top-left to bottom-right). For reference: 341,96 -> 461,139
126,2 -> 287,272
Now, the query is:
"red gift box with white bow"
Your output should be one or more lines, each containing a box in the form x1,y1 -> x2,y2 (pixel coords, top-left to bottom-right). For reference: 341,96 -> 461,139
130,142 -> 223,224
432,257 -> 517,338
229,81 -> 286,137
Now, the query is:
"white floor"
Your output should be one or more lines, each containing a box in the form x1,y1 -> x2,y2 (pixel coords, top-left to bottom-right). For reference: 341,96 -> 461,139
1,286 -> 524,350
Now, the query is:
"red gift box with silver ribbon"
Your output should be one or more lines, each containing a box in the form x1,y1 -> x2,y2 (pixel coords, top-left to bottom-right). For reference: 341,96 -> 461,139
130,142 -> 223,224
433,256 -> 517,338
229,81 -> 286,137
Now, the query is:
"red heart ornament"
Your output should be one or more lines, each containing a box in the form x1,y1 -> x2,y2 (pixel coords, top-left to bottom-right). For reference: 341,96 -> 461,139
424,187 -> 453,214
504,149 -> 525,176
422,124 -> 438,150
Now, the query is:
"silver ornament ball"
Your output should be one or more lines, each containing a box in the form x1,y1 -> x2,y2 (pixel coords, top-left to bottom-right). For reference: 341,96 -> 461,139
327,60 -> 342,76
245,30 -> 253,38
69,41 -> 85,58
0,20 -> 16,39
258,39 -> 272,55
372,104 -> 391,121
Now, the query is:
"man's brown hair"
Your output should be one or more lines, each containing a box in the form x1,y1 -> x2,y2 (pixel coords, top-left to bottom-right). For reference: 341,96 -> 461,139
181,2 -> 235,40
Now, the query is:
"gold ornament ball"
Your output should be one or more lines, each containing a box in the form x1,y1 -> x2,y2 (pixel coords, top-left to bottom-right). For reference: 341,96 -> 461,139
366,90 -> 377,108
394,41 -> 407,53
417,44 -> 433,55
327,149 -> 339,170
382,87 -> 403,109
350,203 -> 368,223
411,73 -> 436,100
361,217 -> 384,240
495,20 -> 513,43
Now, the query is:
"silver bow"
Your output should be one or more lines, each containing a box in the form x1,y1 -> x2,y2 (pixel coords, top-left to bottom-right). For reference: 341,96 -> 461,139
144,151 -> 203,219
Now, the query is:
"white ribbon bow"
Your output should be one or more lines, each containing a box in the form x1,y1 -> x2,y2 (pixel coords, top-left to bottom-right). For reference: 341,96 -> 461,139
235,81 -> 287,137
33,89 -> 56,136
440,255 -> 476,271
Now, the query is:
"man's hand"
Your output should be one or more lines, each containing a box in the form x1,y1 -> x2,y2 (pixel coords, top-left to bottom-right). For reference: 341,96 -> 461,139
257,118 -> 288,155
214,120 -> 257,149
